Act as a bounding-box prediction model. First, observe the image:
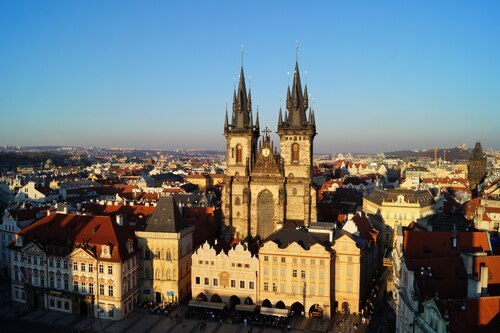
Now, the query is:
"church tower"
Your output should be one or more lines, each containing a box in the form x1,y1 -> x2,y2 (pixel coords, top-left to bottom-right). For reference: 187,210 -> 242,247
224,66 -> 259,176
222,54 -> 318,241
222,66 -> 259,239
277,60 -> 317,224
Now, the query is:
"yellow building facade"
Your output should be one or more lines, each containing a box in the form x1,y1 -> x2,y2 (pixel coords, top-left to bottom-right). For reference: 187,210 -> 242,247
191,242 -> 258,307
258,227 -> 334,319
136,196 -> 194,303
363,189 -> 436,247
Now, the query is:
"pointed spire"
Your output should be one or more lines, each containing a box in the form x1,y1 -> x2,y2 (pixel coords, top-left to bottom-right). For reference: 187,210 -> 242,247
231,63 -> 251,130
285,59 -> 307,127
224,104 -> 229,132
247,87 -> 252,111
303,84 -> 309,110
255,108 -> 260,129
286,86 -> 291,109
310,108 -> 316,126
278,107 -> 283,126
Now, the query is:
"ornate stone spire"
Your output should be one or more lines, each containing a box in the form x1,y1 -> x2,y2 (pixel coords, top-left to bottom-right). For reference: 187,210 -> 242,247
231,66 -> 252,130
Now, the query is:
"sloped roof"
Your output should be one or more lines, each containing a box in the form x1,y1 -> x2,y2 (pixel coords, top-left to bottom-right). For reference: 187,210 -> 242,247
365,188 -> 435,207
263,226 -> 331,251
403,229 -> 491,259
438,296 -> 500,333
13,213 -> 137,262
144,196 -> 185,233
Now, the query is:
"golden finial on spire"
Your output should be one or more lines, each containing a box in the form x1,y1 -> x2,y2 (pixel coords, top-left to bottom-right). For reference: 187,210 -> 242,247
296,40 -> 299,62
241,44 -> 244,67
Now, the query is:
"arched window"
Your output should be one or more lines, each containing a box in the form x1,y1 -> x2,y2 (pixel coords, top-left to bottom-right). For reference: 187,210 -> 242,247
258,190 -> 274,239
292,143 -> 300,162
166,249 -> 172,260
235,197 -> 241,206
166,269 -> 172,280
155,249 -> 160,259
236,144 -> 242,163
155,269 -> 160,279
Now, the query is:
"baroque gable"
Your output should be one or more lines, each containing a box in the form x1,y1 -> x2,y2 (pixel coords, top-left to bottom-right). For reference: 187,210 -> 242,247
22,242 -> 45,255
69,247 -> 96,261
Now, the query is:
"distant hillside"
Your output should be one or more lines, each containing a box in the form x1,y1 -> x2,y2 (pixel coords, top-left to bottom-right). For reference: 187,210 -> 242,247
0,152 -> 68,172
385,147 -> 471,161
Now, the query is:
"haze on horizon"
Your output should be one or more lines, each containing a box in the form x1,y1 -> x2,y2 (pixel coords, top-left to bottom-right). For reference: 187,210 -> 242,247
1,1 -> 499,154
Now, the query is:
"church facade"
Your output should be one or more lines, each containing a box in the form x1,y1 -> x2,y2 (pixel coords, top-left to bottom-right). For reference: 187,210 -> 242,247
221,60 -> 317,240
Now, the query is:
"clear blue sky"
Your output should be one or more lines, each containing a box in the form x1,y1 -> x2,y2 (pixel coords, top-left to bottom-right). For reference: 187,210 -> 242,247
1,0 -> 499,153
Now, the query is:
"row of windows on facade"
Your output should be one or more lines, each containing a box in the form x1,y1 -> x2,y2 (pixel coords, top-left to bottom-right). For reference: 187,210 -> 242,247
262,267 -> 328,280
142,264 -> 187,280
1,225 -> 16,233
13,253 -> 117,274
263,256 -> 327,265
262,282 -> 326,295
197,260 -> 252,269
142,246 -> 191,260
12,270 -> 115,296
383,212 -> 420,220
231,143 -> 300,163
195,276 -> 255,290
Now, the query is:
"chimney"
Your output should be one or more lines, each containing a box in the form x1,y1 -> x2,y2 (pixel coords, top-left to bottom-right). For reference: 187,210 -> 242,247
116,214 -> 124,226
480,263 -> 489,296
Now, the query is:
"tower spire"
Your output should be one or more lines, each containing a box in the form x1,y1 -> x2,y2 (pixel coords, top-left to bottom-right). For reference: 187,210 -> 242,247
255,107 -> 260,129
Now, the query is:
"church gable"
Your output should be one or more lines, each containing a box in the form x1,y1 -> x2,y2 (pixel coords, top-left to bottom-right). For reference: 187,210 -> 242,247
252,129 -> 282,176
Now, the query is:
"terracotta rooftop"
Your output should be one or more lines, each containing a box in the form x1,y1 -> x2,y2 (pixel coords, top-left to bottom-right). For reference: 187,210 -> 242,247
13,213 -> 137,262
403,229 -> 491,259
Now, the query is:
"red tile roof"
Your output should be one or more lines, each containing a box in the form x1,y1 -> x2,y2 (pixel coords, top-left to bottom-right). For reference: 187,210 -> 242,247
438,296 -> 500,333
15,213 -> 138,262
403,230 -> 491,259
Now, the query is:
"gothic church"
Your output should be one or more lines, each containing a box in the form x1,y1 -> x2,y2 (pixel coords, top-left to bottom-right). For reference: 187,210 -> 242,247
222,58 -> 317,240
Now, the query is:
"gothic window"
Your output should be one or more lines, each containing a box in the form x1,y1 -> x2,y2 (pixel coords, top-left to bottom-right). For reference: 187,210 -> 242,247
166,269 -> 172,280
236,144 -> 242,163
258,190 -> 274,239
166,249 -> 172,260
292,143 -> 300,162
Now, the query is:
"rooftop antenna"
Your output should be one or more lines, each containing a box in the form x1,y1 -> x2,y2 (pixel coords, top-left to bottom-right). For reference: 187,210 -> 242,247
249,75 -> 252,89
287,72 -> 290,86
305,70 -> 308,85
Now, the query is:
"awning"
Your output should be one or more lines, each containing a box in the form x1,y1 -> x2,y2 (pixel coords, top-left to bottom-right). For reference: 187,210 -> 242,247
259,307 -> 290,317
235,304 -> 257,312
189,300 -> 227,310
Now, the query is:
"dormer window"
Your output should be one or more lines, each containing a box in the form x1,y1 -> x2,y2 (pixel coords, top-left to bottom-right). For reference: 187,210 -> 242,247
101,245 -> 111,259
15,234 -> 24,247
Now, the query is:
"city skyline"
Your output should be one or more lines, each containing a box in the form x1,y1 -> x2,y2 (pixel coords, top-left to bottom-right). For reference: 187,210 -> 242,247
1,1 -> 499,153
